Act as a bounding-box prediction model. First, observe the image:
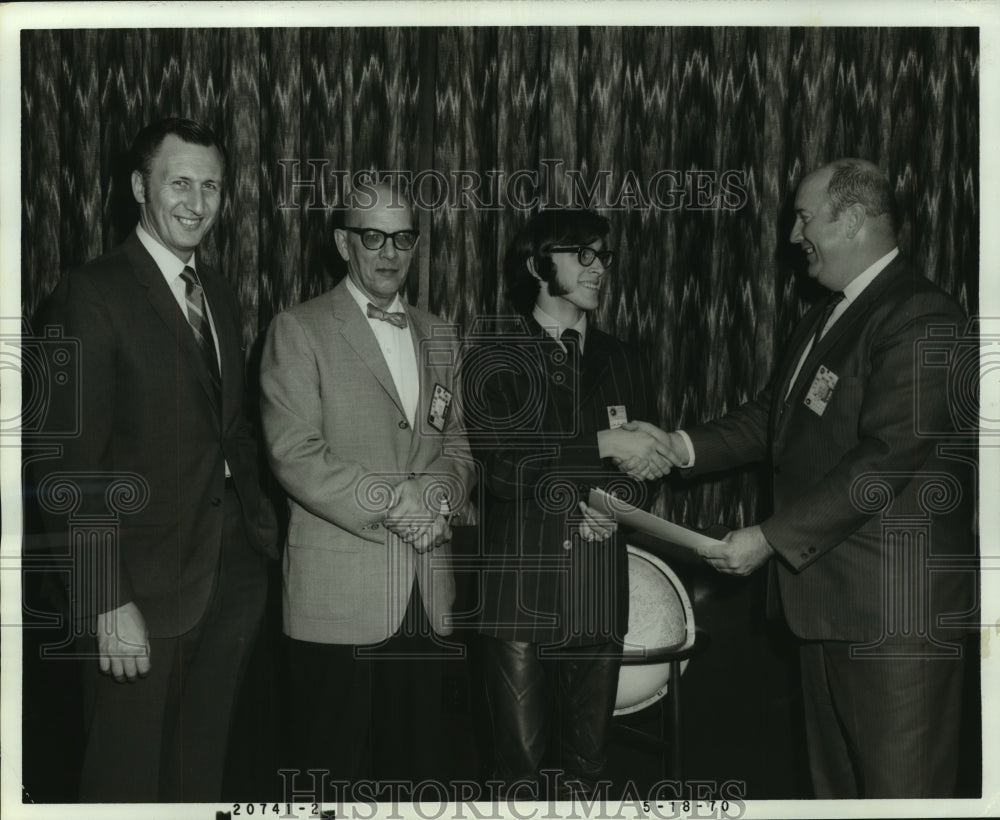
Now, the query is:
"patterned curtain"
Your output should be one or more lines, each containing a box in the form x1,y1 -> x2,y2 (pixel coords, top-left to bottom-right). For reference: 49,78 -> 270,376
21,26 -> 979,528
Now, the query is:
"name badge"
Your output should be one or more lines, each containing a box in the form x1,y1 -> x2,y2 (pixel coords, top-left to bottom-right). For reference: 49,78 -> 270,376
607,405 -> 628,429
428,383 -> 453,432
804,366 -> 839,416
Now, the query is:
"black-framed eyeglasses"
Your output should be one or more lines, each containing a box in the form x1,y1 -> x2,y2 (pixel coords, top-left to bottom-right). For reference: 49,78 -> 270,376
343,227 -> 420,251
548,245 -> 614,268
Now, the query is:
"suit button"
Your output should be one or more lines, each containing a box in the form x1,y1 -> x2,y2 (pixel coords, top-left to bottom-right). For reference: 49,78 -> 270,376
372,523 -> 380,530
809,547 -> 817,554
774,465 -> 781,475
399,420 -> 409,429
211,497 -> 222,507
800,552 -> 808,559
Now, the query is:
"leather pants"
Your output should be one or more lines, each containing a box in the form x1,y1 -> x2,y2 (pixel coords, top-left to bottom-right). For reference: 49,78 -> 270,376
480,635 -> 622,798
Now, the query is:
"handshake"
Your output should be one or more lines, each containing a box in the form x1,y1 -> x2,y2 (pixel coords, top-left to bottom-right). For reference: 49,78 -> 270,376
598,420 -> 691,481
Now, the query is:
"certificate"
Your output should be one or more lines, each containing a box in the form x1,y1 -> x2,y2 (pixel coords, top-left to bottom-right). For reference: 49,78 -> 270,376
588,487 -> 726,552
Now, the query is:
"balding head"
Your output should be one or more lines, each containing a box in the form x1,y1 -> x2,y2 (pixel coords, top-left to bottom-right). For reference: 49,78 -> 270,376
824,158 -> 897,238
790,158 -> 899,291
334,179 -> 420,308
344,180 -> 414,229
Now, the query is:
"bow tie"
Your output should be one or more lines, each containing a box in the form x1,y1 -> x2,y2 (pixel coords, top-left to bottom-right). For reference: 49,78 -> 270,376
367,303 -> 408,329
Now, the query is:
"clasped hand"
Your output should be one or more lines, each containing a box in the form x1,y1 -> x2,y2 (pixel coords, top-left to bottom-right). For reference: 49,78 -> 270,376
384,478 -> 452,553
603,421 -> 690,480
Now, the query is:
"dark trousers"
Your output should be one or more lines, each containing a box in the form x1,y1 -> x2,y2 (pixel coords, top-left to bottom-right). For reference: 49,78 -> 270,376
78,486 -> 268,802
285,585 -> 461,792
799,637 -> 968,798
479,635 -> 622,797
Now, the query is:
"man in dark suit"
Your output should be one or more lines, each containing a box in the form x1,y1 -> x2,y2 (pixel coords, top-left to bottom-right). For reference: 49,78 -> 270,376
465,209 -> 668,799
35,118 -> 278,802
626,159 -> 975,797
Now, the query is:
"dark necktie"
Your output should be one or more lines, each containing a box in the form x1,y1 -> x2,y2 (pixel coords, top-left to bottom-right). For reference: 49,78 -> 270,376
560,327 -> 583,379
811,291 -> 846,350
780,291 -> 845,418
180,266 -> 221,390
560,327 -> 581,351
367,302 -> 408,329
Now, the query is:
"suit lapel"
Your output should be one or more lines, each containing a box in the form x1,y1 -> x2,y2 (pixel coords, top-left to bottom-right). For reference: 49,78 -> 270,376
772,299 -> 829,436
405,307 -> 429,463
122,233 -> 221,422
580,327 -> 613,407
332,282 -> 407,417
199,265 -> 241,423
774,258 -> 909,439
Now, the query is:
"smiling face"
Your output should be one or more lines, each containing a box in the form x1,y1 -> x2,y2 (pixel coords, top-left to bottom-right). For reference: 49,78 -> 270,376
131,134 -> 224,263
789,167 -> 857,291
334,187 -> 417,309
534,240 -> 609,324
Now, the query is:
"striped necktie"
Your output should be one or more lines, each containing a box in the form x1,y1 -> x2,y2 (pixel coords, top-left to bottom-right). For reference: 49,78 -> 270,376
180,266 -> 221,390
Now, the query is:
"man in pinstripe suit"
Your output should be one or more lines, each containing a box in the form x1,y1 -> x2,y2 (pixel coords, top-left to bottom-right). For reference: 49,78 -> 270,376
626,159 -> 976,797
465,209 -> 667,798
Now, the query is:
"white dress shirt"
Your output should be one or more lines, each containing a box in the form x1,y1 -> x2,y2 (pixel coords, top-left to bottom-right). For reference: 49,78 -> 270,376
783,247 -> 899,400
533,304 -> 588,353
136,223 -> 222,363
345,277 -> 419,428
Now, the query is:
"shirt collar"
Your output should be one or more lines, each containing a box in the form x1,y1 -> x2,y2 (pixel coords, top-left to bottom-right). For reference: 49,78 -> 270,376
345,276 -> 406,318
136,223 -> 195,281
533,304 -> 587,352
842,247 -> 899,304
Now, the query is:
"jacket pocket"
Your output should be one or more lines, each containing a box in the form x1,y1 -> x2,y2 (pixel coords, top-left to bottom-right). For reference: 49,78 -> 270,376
285,544 -> 362,622
288,519 -> 363,553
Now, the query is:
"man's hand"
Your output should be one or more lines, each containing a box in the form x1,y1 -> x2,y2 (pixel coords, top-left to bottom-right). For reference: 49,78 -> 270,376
697,525 -> 774,576
576,500 -> 617,542
620,421 -> 691,466
95,601 -> 150,682
386,477 -> 430,525
400,513 -> 452,554
598,427 -> 673,479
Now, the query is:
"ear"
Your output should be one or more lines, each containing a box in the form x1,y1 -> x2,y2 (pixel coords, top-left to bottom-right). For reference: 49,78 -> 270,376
130,170 -> 146,205
333,228 -> 350,262
527,256 -> 542,282
842,203 -> 866,240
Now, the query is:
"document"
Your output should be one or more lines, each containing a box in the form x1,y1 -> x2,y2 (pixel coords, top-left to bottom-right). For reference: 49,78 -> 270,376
588,487 -> 726,552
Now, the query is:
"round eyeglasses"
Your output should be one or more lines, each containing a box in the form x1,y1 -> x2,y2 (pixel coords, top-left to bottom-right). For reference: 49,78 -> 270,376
343,227 -> 420,251
548,245 -> 615,268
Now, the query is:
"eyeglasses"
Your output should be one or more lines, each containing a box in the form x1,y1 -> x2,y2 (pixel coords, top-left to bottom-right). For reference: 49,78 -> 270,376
548,245 -> 615,268
343,227 -> 420,251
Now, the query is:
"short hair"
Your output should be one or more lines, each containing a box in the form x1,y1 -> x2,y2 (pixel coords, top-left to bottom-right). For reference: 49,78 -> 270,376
130,118 -> 227,183
505,209 -> 612,314
826,159 -> 897,229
